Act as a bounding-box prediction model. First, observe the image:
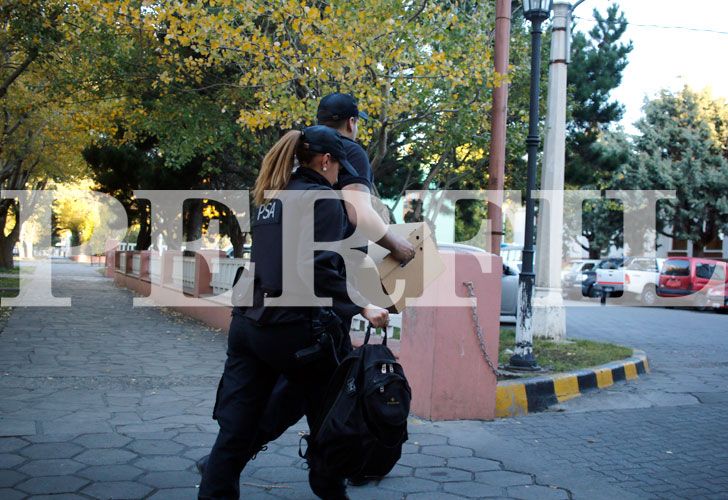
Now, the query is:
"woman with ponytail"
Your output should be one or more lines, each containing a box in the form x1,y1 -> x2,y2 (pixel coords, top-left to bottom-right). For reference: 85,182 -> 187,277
199,126 -> 388,500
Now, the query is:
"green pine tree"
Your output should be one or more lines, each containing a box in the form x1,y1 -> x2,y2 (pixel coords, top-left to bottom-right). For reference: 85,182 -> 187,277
622,87 -> 728,255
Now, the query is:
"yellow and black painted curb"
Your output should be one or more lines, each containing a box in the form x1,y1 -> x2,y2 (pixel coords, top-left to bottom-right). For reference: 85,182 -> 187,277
495,351 -> 650,418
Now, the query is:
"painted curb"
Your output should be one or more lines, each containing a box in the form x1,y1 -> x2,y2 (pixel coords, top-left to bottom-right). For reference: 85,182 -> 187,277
495,350 -> 650,418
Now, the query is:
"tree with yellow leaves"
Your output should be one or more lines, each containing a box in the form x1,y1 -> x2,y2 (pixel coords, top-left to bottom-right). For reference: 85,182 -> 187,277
84,0 -> 500,171
73,0 -> 507,249
0,0 -> 139,267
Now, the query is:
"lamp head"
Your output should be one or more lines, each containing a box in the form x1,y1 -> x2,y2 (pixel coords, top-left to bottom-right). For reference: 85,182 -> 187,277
523,0 -> 553,21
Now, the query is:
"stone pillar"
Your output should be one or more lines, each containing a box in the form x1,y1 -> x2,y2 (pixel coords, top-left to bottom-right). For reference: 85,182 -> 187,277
105,239 -> 119,278
400,251 -> 501,420
194,250 -> 225,297
106,251 -> 116,278
125,252 -> 134,275
139,250 -> 151,281
161,250 -> 181,286
533,2 -> 570,340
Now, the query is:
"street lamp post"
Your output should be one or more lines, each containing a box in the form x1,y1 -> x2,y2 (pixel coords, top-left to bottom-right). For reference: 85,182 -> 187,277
509,0 -> 552,371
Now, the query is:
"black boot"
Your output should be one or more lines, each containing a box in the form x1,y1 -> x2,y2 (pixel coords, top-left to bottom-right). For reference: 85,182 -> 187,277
309,468 -> 349,500
195,444 -> 268,476
196,454 -> 209,475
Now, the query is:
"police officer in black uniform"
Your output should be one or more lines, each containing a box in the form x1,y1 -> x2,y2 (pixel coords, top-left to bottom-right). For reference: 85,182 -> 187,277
198,126 -> 389,500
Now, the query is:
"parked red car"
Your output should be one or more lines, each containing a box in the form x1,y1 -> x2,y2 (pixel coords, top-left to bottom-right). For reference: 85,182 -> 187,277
657,257 -> 728,307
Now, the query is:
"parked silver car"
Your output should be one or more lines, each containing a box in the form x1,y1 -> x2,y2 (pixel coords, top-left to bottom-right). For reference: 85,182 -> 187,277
561,259 -> 599,298
437,242 -> 519,316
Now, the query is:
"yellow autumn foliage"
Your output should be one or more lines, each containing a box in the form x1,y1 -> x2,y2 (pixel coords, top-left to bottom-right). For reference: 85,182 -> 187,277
80,0 -> 498,142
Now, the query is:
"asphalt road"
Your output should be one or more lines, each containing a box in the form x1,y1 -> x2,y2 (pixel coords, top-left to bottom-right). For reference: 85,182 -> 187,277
489,301 -> 728,499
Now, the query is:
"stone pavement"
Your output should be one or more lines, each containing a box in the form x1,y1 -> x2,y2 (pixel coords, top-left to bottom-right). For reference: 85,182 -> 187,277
0,261 -> 597,499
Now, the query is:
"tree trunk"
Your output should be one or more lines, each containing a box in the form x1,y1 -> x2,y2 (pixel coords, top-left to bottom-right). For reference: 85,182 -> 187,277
0,236 -> 14,269
586,234 -> 601,259
135,201 -> 152,250
0,199 -> 18,269
184,199 -> 203,253
225,211 -> 246,258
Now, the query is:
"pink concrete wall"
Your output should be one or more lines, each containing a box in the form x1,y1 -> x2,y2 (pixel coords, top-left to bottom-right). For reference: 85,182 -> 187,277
110,251 -> 232,332
400,251 -> 502,421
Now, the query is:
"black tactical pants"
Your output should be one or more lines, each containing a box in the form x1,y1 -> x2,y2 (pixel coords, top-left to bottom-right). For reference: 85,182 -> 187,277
253,315 -> 353,443
198,315 -> 345,500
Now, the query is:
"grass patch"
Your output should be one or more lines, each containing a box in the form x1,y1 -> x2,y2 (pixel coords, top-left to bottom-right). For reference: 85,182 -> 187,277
498,328 -> 632,374
0,266 -> 35,275
0,275 -> 19,298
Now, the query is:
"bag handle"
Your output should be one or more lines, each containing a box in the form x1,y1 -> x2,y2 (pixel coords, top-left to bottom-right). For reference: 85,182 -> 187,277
365,322 -> 388,346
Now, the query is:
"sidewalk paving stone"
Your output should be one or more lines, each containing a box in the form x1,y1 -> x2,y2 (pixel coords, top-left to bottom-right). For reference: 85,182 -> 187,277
20,443 -> 84,460
0,469 -> 26,488
443,482 -> 505,497
447,457 -> 501,472
0,454 -> 26,469
80,480 -> 152,499
133,455 -> 194,471
139,470 -> 201,488
127,439 -> 184,455
74,448 -> 137,466
477,470 -> 535,487
18,459 -> 84,477
413,466 -> 472,482
16,475 -> 89,495
72,433 -> 132,449
0,489 -> 24,500
506,484 -> 570,500
76,464 -> 144,482
0,438 -> 28,453
147,487 -> 201,499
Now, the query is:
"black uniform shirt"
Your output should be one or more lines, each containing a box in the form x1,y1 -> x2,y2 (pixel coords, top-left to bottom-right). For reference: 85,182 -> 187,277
237,167 -> 364,324
336,136 -> 374,252
336,136 -> 373,191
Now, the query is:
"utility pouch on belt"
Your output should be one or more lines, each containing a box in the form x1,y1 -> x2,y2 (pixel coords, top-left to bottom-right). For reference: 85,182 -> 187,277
294,309 -> 342,366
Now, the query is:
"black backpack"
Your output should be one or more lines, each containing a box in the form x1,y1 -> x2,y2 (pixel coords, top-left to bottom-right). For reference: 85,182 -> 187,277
302,324 -> 411,479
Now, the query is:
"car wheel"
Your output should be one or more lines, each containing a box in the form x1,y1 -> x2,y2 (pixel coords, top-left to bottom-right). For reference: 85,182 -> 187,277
587,286 -> 599,298
640,285 -> 657,306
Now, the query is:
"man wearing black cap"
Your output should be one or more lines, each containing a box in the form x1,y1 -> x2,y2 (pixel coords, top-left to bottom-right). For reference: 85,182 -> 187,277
317,92 -> 416,264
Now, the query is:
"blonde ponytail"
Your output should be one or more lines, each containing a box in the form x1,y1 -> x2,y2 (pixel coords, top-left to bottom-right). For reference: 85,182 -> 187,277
253,130 -> 302,206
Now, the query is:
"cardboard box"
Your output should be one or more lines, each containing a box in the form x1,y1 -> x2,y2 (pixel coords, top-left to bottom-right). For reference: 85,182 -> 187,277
357,223 -> 445,312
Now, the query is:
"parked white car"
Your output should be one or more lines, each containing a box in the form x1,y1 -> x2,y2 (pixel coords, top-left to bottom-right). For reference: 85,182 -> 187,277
595,257 -> 665,305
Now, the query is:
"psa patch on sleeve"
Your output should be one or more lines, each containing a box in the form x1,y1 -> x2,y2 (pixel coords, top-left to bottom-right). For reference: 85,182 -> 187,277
252,200 -> 282,226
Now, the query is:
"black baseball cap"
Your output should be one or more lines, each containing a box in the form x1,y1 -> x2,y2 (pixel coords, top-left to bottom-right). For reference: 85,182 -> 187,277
317,93 -> 369,123
301,125 -> 358,177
